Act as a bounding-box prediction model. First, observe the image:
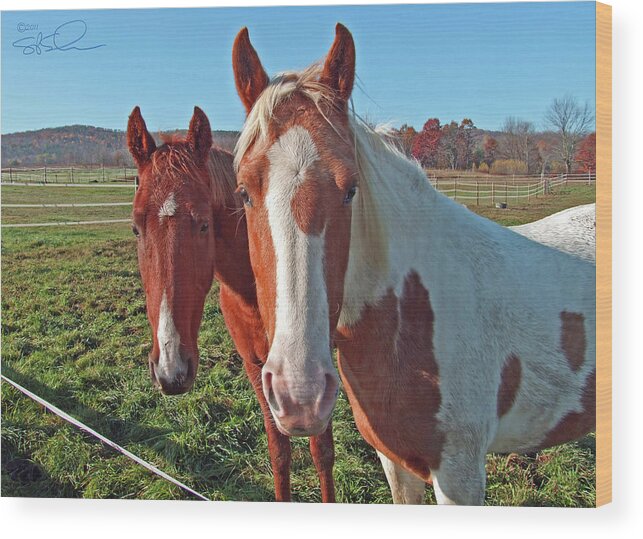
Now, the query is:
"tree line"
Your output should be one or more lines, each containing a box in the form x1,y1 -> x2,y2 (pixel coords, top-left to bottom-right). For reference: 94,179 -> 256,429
1,126 -> 239,168
392,95 -> 595,176
2,95 -> 595,174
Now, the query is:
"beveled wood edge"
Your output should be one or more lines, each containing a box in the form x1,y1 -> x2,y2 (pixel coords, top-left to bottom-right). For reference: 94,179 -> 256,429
595,0 -> 612,507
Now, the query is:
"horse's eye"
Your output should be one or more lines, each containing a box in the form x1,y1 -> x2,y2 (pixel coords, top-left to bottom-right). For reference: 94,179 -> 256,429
236,186 -> 252,207
200,222 -> 209,234
132,224 -> 140,237
343,186 -> 357,205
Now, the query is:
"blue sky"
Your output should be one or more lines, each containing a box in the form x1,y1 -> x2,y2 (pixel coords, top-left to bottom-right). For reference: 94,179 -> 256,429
1,2 -> 596,134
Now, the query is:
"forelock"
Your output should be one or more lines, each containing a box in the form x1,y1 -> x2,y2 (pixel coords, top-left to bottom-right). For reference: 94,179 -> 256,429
234,64 -> 339,171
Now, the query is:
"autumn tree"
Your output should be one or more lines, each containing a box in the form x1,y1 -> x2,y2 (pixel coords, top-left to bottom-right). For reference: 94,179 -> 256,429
483,135 -> 498,167
499,117 -> 538,173
574,132 -> 596,173
455,118 -> 476,170
545,95 -> 594,174
394,124 -> 418,157
411,118 -> 442,168
439,121 -> 459,170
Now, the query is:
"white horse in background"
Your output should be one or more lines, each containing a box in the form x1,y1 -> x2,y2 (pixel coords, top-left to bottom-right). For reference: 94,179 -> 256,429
511,203 -> 596,264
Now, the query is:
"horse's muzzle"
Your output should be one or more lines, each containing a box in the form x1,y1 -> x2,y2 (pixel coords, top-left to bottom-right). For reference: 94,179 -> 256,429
149,354 -> 196,395
261,368 -> 339,437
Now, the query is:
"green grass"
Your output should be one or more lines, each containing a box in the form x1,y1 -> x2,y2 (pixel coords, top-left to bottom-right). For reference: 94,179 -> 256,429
467,184 -> 596,226
1,205 -> 132,225
1,185 -> 135,205
1,185 -> 134,225
1,184 -> 596,505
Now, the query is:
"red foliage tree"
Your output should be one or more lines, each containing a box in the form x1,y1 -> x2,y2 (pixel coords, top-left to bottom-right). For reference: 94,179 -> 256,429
395,124 -> 418,157
574,132 -> 596,173
411,118 -> 442,168
483,135 -> 498,167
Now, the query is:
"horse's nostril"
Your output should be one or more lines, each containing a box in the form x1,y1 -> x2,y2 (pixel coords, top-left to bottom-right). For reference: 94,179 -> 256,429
263,371 -> 282,413
318,373 -> 340,418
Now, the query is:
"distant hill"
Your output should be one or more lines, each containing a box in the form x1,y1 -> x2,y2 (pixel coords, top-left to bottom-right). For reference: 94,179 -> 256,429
1,125 -> 240,167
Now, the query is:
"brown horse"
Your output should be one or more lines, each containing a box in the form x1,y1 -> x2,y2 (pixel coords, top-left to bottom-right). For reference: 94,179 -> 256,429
127,106 -> 335,502
231,25 -> 595,505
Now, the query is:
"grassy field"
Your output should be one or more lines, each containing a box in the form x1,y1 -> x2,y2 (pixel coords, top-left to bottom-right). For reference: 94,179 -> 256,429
471,184 -> 596,226
1,184 -> 596,505
1,185 -> 135,205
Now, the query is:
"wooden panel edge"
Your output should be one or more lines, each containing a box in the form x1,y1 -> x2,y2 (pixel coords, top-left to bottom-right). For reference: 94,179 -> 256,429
595,0 -> 612,507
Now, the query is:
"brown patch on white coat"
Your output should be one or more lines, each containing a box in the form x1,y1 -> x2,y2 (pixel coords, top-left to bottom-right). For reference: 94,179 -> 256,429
337,271 -> 443,480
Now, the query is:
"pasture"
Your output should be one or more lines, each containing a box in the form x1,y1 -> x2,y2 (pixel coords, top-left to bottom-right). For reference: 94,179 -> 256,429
1,182 -> 596,505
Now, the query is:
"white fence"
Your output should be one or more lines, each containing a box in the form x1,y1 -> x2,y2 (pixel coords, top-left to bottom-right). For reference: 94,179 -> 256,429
1,165 -> 136,184
1,170 -> 596,228
1,180 -> 135,228
429,172 -> 595,205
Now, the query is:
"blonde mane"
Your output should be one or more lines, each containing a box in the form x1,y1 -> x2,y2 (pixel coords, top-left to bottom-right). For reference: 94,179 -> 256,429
151,138 -> 237,209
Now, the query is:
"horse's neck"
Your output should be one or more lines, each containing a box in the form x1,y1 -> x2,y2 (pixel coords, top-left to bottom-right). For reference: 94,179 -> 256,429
339,149 -> 501,327
213,203 -> 256,304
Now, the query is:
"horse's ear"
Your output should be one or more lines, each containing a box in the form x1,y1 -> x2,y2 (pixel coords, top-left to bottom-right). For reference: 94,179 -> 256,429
127,106 -> 156,168
186,106 -> 212,167
232,27 -> 269,114
320,23 -> 355,104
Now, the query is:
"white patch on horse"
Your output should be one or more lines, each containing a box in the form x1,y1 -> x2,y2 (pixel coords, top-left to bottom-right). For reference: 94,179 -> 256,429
335,116 -> 595,503
156,290 -> 186,382
377,451 -> 425,504
158,193 -> 177,219
265,126 -> 333,395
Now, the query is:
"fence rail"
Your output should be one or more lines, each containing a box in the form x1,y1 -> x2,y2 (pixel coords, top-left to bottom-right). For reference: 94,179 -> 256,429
1,170 -> 596,228
430,173 -> 595,205
426,171 -> 596,184
1,165 -> 136,184
3,202 -> 133,208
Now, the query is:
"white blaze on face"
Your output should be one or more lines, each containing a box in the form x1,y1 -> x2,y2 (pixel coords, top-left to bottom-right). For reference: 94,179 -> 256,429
156,290 -> 185,381
158,192 -> 177,219
265,126 -> 332,394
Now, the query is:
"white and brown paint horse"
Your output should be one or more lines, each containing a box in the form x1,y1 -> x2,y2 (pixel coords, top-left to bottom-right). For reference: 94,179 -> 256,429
127,106 -> 335,502
231,25 -> 596,505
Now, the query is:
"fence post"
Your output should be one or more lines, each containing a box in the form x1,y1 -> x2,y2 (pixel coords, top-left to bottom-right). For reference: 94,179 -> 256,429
527,181 -> 530,201
491,182 -> 495,204
505,181 -> 508,204
44,166 -> 47,184
588,170 -> 591,185
102,163 -> 106,183
476,180 -> 479,206
9,167 -> 12,183
454,178 -> 458,202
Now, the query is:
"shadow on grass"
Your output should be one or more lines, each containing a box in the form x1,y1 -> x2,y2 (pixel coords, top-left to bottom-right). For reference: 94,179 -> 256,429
1,436 -> 81,499
1,364 -> 275,502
